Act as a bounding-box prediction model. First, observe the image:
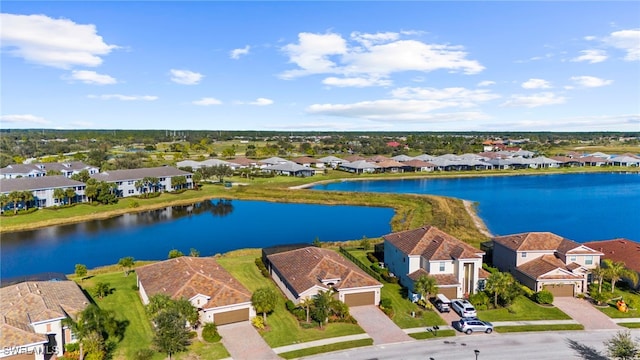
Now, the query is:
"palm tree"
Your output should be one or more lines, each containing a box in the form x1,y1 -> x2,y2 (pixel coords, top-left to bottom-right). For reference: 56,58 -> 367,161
604,259 -> 639,293
311,289 -> 336,328
413,274 -> 438,302
21,191 -> 34,211
85,183 -> 98,204
485,272 -> 514,307
591,264 -> 607,294
172,175 -> 186,191
0,193 -> 8,212
300,297 -> 314,323
65,187 -> 77,205
8,191 -> 23,214
53,188 -> 65,206
134,179 -> 145,195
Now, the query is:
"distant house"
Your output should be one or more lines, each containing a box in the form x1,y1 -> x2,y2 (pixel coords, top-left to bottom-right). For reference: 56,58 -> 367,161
607,156 -> 640,167
317,156 -> 344,168
492,232 -> 603,296
262,162 -> 315,177
90,166 -> 192,197
339,160 -> 379,174
136,257 -> 256,325
383,226 -> 486,300
176,159 -> 239,170
376,159 -> 406,173
0,176 -> 87,209
265,246 -> 383,306
0,280 -> 90,359
584,239 -> 640,290
0,164 -> 46,179
0,161 -> 98,179
402,159 -> 435,172
292,156 -> 324,168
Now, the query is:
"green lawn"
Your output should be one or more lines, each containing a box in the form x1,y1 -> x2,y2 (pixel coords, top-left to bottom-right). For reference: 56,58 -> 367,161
216,249 -> 365,348
408,329 -> 456,340
278,339 -> 374,359
495,324 -> 584,333
619,323 -> 640,329
175,341 -> 229,360
597,289 -> 640,318
380,282 -> 445,328
477,296 -> 571,322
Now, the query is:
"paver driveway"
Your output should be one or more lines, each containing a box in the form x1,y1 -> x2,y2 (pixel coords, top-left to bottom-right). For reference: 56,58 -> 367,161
553,297 -> 621,330
350,305 -> 414,345
218,321 -> 281,360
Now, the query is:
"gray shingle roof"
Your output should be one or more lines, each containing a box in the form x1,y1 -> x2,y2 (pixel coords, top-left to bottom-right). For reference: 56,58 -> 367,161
0,176 -> 85,193
90,166 -> 191,182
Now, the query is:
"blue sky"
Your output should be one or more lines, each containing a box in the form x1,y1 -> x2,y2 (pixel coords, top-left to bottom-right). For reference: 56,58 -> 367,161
1,1 -> 639,132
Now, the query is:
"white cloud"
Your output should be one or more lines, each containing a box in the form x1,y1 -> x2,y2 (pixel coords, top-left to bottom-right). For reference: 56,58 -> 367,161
280,31 -> 483,85
322,76 -> 392,87
0,13 -> 117,69
522,78 -> 552,89
68,70 -> 117,85
0,114 -> 50,124
477,80 -> 495,87
571,49 -> 608,63
230,45 -> 250,59
501,92 -> 566,108
584,35 -> 597,41
249,98 -> 274,106
192,97 -> 222,106
87,94 -> 158,101
604,29 -> 640,61
169,69 -> 204,85
570,76 -> 613,88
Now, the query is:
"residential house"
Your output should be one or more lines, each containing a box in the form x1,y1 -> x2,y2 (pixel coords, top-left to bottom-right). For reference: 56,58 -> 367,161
90,166 -> 193,198
339,160 -> 379,174
0,164 -> 46,179
292,156 -> 324,168
492,232 -> 603,296
262,162 -> 315,177
376,159 -> 406,173
383,226 -> 486,300
607,155 -> 640,167
264,246 -> 383,306
584,239 -> 640,290
0,280 -> 90,359
176,159 -> 239,170
317,156 -> 344,169
136,257 -> 256,325
402,159 -> 435,172
0,176 -> 86,209
0,161 -> 98,179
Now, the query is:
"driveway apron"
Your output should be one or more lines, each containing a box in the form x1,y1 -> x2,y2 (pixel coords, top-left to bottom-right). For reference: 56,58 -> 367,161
350,305 -> 414,345
217,321 -> 281,360
553,297 -> 621,330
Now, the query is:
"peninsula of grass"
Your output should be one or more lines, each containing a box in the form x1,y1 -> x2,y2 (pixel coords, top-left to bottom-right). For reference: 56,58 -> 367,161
408,329 -> 456,340
495,324 -> 584,333
619,323 -> 640,329
477,296 -> 572,321
277,338 -> 374,359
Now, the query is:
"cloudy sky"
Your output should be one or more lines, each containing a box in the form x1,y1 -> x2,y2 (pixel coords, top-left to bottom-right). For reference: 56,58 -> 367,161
1,2 -> 639,131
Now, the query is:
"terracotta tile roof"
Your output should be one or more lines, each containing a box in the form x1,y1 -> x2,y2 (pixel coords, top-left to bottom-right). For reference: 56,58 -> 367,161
229,157 -> 258,166
407,268 -> 430,281
267,247 -> 381,297
402,159 -> 435,168
292,156 -> 319,164
405,270 -> 460,287
368,155 -> 390,163
478,268 -> 491,279
584,239 -> 640,273
376,159 -> 406,168
516,254 -> 582,280
343,155 -> 365,162
0,280 -> 90,348
136,257 -> 251,309
493,232 -> 567,251
384,226 -> 484,261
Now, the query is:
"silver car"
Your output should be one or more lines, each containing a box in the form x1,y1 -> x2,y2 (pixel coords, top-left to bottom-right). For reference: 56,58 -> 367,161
451,299 -> 477,318
455,318 -> 494,334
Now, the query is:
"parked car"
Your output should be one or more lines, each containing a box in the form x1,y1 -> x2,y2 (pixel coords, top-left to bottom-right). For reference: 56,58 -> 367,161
454,318 -> 494,335
451,299 -> 477,318
433,293 -> 451,313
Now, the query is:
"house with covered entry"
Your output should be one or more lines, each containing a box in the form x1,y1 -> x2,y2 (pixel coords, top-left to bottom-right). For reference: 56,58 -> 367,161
0,280 -> 90,359
264,246 -> 383,307
492,232 -> 603,296
0,176 -> 87,209
0,161 -> 98,179
136,256 -> 256,325
89,166 -> 193,198
383,226 -> 487,300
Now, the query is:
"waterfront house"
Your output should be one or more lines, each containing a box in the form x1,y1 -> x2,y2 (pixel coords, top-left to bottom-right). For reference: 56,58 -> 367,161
584,238 -> 640,290
0,280 -> 90,359
607,155 -> 640,167
339,160 -> 379,174
264,246 -> 383,306
317,155 -> 344,168
136,257 -> 256,325
383,226 -> 486,300
402,159 -> 436,172
292,156 -> 325,168
376,159 -> 406,173
0,176 -> 86,209
262,162 -> 315,177
492,232 -> 603,296
176,158 -> 239,170
90,166 -> 193,197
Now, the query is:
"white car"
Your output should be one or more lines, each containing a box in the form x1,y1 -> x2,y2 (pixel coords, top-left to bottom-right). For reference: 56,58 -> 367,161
451,299 -> 477,318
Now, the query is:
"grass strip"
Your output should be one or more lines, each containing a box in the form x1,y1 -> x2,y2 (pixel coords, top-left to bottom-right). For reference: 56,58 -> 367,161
495,324 -> 584,333
618,323 -> 640,329
409,329 -> 456,340
278,338 -> 374,359
478,295 -> 572,321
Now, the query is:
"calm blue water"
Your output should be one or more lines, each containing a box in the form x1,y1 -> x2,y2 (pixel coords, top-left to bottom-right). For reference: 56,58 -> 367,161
313,173 -> 640,243
0,199 -> 393,279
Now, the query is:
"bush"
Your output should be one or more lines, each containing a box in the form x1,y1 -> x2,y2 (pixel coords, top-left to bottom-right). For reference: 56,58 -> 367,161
134,349 -> 155,360
534,290 -> 554,304
379,297 -> 392,309
469,291 -> 490,308
129,201 -> 139,208
482,263 -> 499,274
285,300 -> 296,312
254,257 -> 270,278
292,307 -> 306,321
131,284 -> 139,291
252,316 -> 265,330
202,323 -> 221,343
65,343 -> 80,352
366,252 -> 379,263
381,306 -> 394,317
520,284 -> 535,299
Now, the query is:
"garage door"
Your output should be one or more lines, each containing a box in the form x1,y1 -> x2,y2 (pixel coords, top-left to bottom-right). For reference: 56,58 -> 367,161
214,308 -> 250,325
344,291 -> 375,306
543,284 -> 574,297
439,287 -> 458,300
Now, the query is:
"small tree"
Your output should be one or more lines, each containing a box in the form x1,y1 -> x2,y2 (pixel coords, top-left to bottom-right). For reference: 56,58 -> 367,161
75,264 -> 88,281
152,307 -> 191,359
65,187 -> 77,205
168,249 -> 184,259
604,330 -> 640,360
118,256 -> 135,276
604,259 -> 639,293
300,297 -> 314,323
485,271 -> 514,307
413,274 -> 438,303
189,248 -> 200,257
360,236 -> 371,251
311,289 -> 335,328
94,282 -> 111,299
251,287 -> 277,322
21,191 -> 34,211
591,264 -> 607,294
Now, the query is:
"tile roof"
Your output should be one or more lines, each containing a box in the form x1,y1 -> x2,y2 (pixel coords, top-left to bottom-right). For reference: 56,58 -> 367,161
407,269 -> 459,286
376,159 -> 406,168
0,176 -> 85,193
368,155 -> 390,163
516,254 -> 582,280
478,268 -> 491,279
383,226 -> 484,261
343,155 -> 365,162
493,232 -> 570,252
402,159 -> 436,168
0,280 -> 90,348
90,166 -> 191,182
267,247 -> 381,297
292,156 -> 320,164
584,239 -> 640,273
136,257 -> 251,309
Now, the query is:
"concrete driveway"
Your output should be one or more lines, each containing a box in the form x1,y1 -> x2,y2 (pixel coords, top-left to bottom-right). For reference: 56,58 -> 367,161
350,305 -> 414,345
553,297 -> 621,330
218,321 -> 281,360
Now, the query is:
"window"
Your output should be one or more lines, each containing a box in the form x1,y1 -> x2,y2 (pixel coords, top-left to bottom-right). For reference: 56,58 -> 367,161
569,256 -> 576,262
585,256 -> 593,265
521,252 -> 527,258
439,262 -> 445,272
128,190 -> 134,194
128,180 -> 134,185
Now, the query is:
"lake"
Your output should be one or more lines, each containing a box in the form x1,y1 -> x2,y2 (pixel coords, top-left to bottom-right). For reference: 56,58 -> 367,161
1,199 -> 394,279
312,172 -> 640,243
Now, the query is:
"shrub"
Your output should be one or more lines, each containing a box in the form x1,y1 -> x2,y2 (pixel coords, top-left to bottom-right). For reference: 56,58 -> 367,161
254,257 -> 270,278
65,343 -> 80,352
131,284 -> 139,291
366,252 -> 379,263
482,263 -> 499,274
591,291 -> 612,306
134,349 -> 155,360
469,291 -> 490,308
519,284 -> 535,299
534,290 -> 554,304
129,201 -> 139,208
202,323 -> 221,343
291,308 -> 306,321
381,306 -> 394,317
252,316 -> 265,330
379,298 -> 393,309
285,300 -> 296,312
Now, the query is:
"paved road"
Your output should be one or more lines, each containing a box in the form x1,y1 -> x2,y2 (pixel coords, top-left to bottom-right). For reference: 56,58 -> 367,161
300,329 -> 640,360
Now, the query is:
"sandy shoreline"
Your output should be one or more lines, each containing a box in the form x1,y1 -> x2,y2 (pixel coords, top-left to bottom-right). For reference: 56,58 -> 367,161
463,200 -> 493,238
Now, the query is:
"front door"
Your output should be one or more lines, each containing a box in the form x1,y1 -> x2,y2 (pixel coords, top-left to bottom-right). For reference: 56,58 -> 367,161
463,263 -> 474,295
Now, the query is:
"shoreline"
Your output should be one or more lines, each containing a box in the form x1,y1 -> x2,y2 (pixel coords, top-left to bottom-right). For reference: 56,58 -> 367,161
463,200 -> 493,238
